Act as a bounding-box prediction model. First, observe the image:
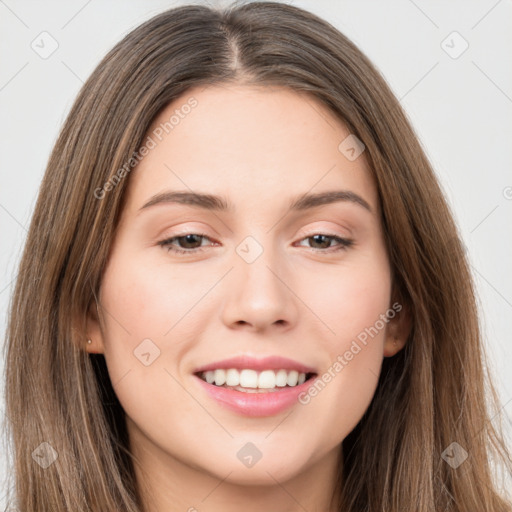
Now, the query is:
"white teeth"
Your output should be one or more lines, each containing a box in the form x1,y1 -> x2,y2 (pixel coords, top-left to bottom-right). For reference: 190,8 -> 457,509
240,369 -> 258,387
225,369 -> 240,386
258,370 -> 276,389
286,370 -> 299,387
214,369 -> 226,386
201,368 -> 309,389
275,369 -> 288,387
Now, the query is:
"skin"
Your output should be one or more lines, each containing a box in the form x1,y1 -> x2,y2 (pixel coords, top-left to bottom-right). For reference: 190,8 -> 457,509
86,84 -> 410,512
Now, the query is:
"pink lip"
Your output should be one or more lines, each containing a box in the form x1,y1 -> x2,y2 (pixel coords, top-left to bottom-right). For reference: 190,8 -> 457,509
193,355 -> 316,374
194,374 -> 317,417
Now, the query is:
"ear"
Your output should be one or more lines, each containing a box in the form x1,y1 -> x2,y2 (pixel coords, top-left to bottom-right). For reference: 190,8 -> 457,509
383,300 -> 412,357
84,299 -> 106,355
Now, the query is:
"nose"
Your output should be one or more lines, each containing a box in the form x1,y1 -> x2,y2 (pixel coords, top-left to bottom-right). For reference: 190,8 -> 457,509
220,239 -> 299,333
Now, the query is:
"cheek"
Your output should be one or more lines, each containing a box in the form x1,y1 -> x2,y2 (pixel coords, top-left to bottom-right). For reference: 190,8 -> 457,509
99,244 -> 217,347
97,243 -> 222,403
97,253 -> 216,455
295,305 -> 389,455
308,248 -> 392,352
298,252 -> 391,436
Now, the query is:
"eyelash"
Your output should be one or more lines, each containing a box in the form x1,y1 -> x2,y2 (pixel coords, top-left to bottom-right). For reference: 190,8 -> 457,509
157,232 -> 354,255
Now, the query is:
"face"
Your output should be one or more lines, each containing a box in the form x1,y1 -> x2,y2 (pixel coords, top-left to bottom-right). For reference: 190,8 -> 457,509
87,84 -> 408,491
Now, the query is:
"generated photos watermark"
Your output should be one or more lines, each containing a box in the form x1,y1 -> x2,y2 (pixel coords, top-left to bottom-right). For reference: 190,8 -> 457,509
94,96 -> 198,200
298,301 -> 402,405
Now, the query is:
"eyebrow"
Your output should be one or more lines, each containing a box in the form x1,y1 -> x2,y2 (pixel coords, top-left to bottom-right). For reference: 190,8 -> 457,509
138,189 -> 372,214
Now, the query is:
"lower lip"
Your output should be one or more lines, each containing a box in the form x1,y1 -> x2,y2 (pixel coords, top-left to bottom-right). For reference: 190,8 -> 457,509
194,375 -> 316,417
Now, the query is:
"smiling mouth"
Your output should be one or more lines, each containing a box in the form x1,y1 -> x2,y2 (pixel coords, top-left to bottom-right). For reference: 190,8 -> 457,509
195,368 -> 317,393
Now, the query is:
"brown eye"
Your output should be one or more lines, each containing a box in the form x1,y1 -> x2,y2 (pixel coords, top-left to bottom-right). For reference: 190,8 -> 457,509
174,234 -> 204,249
158,233 -> 213,254
308,234 -> 333,249
296,233 -> 354,252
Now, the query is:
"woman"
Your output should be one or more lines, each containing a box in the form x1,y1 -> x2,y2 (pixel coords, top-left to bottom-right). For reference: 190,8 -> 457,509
3,2 -> 511,511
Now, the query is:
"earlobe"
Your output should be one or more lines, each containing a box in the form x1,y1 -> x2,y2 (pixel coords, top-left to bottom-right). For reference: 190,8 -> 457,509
84,300 -> 106,354
383,300 -> 412,357
383,334 -> 407,357
85,337 -> 102,354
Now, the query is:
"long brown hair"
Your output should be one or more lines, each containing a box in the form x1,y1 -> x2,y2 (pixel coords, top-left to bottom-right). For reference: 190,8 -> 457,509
3,2 -> 511,510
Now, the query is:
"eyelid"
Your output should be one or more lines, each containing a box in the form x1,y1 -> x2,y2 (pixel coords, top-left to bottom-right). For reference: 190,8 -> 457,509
298,224 -> 352,237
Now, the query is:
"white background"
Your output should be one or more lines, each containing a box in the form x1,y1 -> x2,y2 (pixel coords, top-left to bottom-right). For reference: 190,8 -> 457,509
1,0 -> 511,505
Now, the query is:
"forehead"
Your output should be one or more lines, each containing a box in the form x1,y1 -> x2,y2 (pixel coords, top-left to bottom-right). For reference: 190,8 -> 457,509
123,84 -> 378,214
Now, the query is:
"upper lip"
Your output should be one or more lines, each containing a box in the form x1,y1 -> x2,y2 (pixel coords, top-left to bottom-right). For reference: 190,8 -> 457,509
194,355 -> 317,374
